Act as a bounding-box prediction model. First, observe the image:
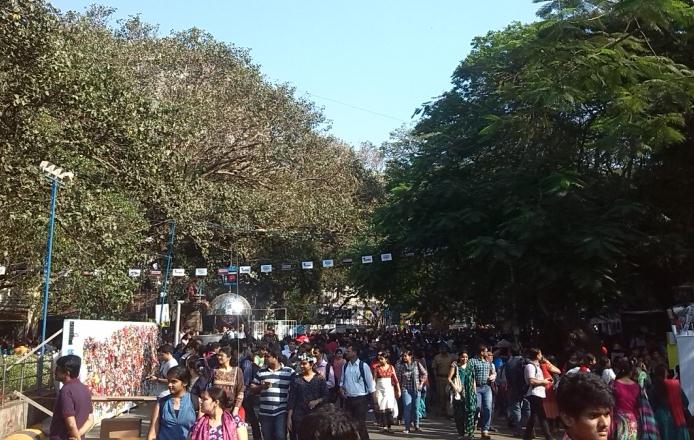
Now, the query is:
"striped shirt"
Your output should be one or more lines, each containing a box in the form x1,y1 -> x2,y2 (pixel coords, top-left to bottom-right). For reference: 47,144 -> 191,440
252,364 -> 296,416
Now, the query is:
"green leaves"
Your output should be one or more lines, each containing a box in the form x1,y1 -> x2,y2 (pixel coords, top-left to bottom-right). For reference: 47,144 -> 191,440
0,0 -> 381,320
356,0 -> 694,328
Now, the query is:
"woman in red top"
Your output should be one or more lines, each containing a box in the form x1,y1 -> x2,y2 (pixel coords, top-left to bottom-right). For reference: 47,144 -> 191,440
372,351 -> 401,433
540,356 -> 561,421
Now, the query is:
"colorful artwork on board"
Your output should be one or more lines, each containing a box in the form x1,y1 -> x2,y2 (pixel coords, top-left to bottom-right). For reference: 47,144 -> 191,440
61,320 -> 159,420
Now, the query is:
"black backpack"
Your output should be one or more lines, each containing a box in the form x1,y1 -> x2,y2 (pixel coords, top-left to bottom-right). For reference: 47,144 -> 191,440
506,356 -> 531,399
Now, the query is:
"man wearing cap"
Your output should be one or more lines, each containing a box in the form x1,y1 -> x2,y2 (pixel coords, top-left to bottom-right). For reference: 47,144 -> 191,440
432,345 -> 455,416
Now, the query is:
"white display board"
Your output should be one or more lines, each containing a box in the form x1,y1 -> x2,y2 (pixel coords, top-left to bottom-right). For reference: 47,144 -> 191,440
61,319 -> 160,421
675,334 -> 694,413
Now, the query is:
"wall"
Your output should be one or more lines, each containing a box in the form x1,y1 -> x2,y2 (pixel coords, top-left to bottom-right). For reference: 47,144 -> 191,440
0,400 -> 28,438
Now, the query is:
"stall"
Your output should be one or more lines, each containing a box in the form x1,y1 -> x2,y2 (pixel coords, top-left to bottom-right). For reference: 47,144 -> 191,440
673,304 -> 694,413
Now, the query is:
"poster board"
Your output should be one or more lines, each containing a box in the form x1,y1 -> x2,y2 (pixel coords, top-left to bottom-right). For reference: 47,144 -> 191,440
675,334 -> 694,413
61,319 -> 159,421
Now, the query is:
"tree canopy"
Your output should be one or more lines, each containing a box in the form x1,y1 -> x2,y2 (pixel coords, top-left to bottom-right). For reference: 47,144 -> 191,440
0,0 -> 381,321
354,0 -> 694,332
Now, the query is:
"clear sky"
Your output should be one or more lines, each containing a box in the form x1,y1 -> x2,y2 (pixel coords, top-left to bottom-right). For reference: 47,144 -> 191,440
51,0 -> 540,148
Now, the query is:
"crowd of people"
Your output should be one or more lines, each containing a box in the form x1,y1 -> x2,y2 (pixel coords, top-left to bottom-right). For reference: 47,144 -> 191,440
133,326 -> 694,440
47,326 -> 694,440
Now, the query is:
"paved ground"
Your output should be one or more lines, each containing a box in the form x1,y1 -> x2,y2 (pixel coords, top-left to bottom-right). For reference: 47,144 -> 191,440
367,415 -> 520,440
88,403 -> 528,440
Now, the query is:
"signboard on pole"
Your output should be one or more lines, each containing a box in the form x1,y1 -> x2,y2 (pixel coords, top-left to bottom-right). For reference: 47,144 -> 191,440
195,268 -> 208,276
172,268 -> 185,277
128,269 -> 141,277
223,265 -> 237,286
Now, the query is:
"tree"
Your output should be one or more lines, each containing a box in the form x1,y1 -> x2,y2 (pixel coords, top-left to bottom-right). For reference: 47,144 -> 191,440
357,0 -> 694,335
0,1 -> 382,322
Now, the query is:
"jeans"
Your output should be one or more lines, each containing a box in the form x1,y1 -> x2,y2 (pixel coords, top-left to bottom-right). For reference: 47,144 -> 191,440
401,388 -> 421,430
345,395 -> 371,440
523,395 -> 554,440
508,396 -> 531,434
260,414 -> 287,440
476,384 -> 493,431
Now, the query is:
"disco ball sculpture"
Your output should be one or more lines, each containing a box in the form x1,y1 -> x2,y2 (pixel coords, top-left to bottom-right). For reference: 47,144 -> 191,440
207,293 -> 252,316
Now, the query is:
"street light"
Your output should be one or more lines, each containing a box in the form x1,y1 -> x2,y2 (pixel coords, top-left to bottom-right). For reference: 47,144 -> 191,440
38,161 -> 74,354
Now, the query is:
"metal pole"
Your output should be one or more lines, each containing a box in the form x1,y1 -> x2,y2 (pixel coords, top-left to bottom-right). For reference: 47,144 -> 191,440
37,178 -> 58,389
40,178 -> 58,353
174,300 -> 184,345
158,219 -> 176,325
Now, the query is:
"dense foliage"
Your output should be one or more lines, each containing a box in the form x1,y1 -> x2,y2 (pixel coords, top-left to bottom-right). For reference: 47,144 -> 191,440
353,0 -> 694,332
0,0 -> 381,321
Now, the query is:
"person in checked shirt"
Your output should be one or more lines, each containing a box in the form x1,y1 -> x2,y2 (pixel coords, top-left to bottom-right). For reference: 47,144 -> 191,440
469,344 -> 495,439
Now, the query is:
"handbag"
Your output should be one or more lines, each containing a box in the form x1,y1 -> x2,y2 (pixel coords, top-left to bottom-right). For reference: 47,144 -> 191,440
636,387 -> 661,440
445,363 -> 463,400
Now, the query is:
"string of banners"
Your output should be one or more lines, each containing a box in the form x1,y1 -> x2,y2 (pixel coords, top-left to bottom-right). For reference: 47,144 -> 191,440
125,252 -> 396,278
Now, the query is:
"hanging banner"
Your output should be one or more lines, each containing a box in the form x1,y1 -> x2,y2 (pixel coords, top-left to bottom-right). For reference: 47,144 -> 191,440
302,261 -> 314,270
362,255 -> 373,264
239,266 -> 252,274
172,268 -> 185,277
322,259 -> 334,268
195,268 -> 208,276
261,264 -> 273,273
381,253 -> 393,262
128,269 -> 141,277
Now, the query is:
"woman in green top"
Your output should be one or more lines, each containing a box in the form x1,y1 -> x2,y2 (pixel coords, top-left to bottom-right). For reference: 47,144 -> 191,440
448,350 -> 477,440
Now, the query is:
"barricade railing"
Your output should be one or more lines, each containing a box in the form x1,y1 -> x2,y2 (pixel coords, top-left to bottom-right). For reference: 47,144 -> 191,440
0,352 -> 57,405
0,329 -> 63,406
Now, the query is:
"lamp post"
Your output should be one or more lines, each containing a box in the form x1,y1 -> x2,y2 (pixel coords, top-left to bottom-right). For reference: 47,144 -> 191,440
37,161 -> 73,386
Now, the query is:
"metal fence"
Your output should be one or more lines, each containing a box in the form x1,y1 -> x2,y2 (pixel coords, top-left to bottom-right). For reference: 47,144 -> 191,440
0,353 -> 57,405
250,320 -> 298,340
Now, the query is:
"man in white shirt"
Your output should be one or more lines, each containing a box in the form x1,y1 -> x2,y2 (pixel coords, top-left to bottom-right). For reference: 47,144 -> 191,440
339,343 -> 376,440
523,348 -> 555,440
148,344 -> 178,397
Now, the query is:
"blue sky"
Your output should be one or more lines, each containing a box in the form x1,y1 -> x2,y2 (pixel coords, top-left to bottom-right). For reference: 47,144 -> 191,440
52,0 -> 540,147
